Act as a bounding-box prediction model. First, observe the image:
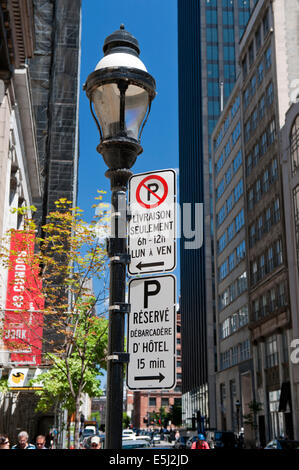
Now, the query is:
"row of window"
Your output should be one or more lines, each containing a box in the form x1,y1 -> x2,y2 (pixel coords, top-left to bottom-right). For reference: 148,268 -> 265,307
243,46 -> 272,111
217,179 -> 244,226
246,122 -> 276,179
220,339 -> 251,371
251,282 -> 288,323
218,240 -> 246,282
217,209 -> 245,254
251,239 -> 283,286
242,8 -> 270,78
219,304 -> 249,340
218,271 -> 248,312
247,157 -> 278,211
249,197 -> 281,248
244,84 -> 274,142
216,150 -> 243,200
215,99 -> 240,153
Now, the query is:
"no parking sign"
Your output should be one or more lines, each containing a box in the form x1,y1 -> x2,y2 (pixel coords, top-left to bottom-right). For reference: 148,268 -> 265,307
128,169 -> 176,275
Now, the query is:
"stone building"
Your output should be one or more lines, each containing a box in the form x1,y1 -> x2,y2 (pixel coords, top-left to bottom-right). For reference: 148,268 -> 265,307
212,78 -> 254,443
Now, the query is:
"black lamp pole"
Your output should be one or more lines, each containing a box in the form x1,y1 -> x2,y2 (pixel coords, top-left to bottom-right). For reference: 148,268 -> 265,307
84,26 -> 155,449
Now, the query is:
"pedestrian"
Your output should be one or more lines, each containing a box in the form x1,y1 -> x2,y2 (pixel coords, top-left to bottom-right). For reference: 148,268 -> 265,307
0,435 -> 10,449
175,429 -> 180,441
11,431 -> 35,449
90,436 -> 101,449
191,433 -> 210,449
35,435 -> 47,449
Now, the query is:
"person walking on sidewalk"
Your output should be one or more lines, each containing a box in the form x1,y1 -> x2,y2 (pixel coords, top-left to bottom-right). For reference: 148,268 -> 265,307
12,431 -> 35,449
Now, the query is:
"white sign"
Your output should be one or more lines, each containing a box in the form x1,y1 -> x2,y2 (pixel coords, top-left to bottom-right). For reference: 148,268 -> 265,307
127,275 -> 176,390
128,169 -> 176,275
8,367 -> 46,389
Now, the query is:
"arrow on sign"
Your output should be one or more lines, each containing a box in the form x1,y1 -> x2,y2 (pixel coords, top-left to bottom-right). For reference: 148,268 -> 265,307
136,261 -> 164,271
134,373 -> 165,383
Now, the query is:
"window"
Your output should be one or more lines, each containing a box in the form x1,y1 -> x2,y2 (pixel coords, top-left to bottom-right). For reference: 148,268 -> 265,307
228,222 -> 235,241
263,9 -> 270,36
240,340 -> 250,361
245,119 -> 251,142
219,260 -> 229,281
251,108 -> 258,132
261,131 -> 267,155
265,46 -> 272,70
273,197 -> 280,223
231,346 -> 238,365
271,158 -> 278,181
249,223 -> 256,247
236,240 -> 246,263
265,207 -> 271,232
259,94 -> 265,119
248,188 -> 254,211
255,26 -> 261,51
218,205 -> 226,226
234,179 -> 243,202
243,87 -> 250,108
278,282 -> 286,306
267,246 -> 274,271
233,150 -> 242,173
218,232 -> 227,253
229,252 -> 236,272
252,261 -> 258,285
267,82 -> 274,106
290,115 -> 299,174
257,215 -> 263,240
251,74 -> 256,97
253,298 -> 259,320
221,318 -> 230,339
255,179 -> 262,202
239,305 -> 248,327
235,209 -> 244,232
242,57 -> 248,78
258,61 -> 264,84
149,397 -> 156,407
270,287 -> 276,311
276,239 -> 283,265
246,152 -> 253,175
268,119 -> 276,145
161,398 -> 169,407
227,194 -> 233,214
260,254 -> 265,278
263,169 -> 269,193
266,335 -> 278,369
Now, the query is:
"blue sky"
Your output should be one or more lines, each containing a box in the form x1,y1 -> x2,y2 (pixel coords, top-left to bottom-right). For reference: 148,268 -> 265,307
78,0 -> 178,220
78,1 -> 179,389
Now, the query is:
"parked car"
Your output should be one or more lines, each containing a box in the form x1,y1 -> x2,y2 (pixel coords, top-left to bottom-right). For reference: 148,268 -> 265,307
122,429 -> 137,440
122,439 -> 151,449
265,439 -> 299,450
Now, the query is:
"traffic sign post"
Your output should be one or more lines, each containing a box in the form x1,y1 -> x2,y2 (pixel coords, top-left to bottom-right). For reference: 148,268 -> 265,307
128,169 -> 176,275
127,275 -> 176,390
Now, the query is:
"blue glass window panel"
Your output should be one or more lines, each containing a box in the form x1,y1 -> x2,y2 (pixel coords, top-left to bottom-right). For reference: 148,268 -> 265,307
223,10 -> 234,26
206,27 -> 218,42
208,81 -> 220,97
223,46 -> 235,61
224,82 -> 234,98
224,64 -> 236,80
223,27 -> 235,43
207,63 -> 219,78
208,100 -> 220,117
207,45 -> 219,60
222,0 -> 234,7
206,0 -> 217,7
206,9 -> 218,24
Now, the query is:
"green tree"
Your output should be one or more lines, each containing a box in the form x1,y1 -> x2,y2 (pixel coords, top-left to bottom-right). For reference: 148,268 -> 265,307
243,400 -> 263,447
0,196 -> 110,448
168,402 -> 182,426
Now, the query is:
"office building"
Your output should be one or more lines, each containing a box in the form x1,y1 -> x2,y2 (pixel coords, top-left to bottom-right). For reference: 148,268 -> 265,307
212,79 -> 254,442
178,0 -> 256,429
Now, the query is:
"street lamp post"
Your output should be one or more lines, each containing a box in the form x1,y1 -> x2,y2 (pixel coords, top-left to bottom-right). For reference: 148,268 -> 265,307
84,25 -> 156,449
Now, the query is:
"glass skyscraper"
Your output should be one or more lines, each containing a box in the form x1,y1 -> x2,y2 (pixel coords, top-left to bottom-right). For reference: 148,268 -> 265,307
178,0 -> 256,428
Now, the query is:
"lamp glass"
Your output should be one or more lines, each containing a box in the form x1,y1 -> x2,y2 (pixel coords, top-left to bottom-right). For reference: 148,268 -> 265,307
125,84 -> 149,140
92,82 -> 149,141
93,83 -> 120,138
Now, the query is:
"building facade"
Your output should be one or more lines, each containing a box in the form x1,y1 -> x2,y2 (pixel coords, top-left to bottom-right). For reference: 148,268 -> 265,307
280,102 -> 299,441
178,0 -> 257,429
212,79 -> 254,443
238,0 -> 299,443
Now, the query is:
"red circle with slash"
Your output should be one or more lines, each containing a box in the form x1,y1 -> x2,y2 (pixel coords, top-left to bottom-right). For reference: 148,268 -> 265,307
136,175 -> 168,209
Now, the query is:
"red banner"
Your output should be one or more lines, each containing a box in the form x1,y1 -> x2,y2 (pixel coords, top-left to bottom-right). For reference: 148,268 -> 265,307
3,231 -> 44,365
